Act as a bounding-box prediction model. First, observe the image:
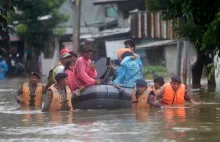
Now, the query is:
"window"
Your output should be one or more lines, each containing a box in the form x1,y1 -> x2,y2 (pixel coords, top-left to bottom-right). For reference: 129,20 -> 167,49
105,5 -> 118,17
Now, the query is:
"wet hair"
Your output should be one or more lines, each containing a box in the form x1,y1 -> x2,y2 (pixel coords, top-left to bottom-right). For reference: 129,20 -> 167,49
120,51 -> 133,60
153,76 -> 165,86
69,51 -> 77,58
124,39 -> 136,51
64,58 -> 75,70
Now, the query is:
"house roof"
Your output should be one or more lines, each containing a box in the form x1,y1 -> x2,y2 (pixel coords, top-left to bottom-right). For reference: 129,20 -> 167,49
93,0 -> 128,5
136,40 -> 177,50
80,27 -> 130,39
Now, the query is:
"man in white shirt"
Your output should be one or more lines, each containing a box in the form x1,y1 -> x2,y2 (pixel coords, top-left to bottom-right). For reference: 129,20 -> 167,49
45,52 -> 72,90
55,52 -> 72,74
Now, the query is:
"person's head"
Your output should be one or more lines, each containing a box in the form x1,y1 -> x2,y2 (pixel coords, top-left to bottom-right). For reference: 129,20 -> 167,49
60,52 -> 72,66
65,58 -> 75,71
153,76 -> 165,89
81,46 -> 93,60
120,51 -> 133,60
60,48 -> 77,60
170,76 -> 181,91
60,48 -> 70,55
55,72 -> 68,87
30,72 -> 40,85
124,39 -> 135,52
135,79 -> 148,94
69,51 -> 78,61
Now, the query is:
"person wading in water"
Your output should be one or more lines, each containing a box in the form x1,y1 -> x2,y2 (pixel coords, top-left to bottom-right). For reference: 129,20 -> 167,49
42,72 -> 73,112
15,72 -> 43,108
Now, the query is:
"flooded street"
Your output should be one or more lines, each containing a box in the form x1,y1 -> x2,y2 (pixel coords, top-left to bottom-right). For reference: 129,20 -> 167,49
0,78 -> 220,142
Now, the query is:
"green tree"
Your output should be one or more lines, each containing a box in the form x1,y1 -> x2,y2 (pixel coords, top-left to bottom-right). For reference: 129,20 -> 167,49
145,0 -> 220,88
14,0 -> 69,72
0,0 -> 18,58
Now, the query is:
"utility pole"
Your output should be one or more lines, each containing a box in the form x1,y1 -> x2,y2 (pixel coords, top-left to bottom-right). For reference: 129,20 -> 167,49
72,0 -> 81,55
187,41 -> 191,95
52,35 -> 60,68
183,41 -> 191,94
176,40 -> 183,76
182,41 -> 188,85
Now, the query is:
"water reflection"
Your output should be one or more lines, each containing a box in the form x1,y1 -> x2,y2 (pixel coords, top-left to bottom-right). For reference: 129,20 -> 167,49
163,106 -> 187,123
48,111 -> 73,125
132,109 -> 149,122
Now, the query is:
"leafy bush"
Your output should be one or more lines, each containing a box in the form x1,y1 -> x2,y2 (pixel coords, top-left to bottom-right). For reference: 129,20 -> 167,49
143,66 -> 168,79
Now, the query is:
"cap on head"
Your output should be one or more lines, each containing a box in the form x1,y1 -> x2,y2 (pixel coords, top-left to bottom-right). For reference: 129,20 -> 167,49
60,52 -> 71,59
154,76 -> 165,84
55,72 -> 68,81
30,72 -> 41,79
81,46 -> 93,53
60,48 -> 70,55
171,76 -> 181,83
135,79 -> 147,87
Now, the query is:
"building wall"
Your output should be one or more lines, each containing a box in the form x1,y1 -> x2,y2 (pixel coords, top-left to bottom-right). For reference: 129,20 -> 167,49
42,58 -> 53,77
59,0 -> 106,28
164,45 -> 177,76
117,10 -> 130,28
164,44 -> 197,76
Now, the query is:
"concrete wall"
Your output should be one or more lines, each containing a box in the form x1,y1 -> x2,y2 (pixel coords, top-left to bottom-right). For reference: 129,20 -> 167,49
164,43 -> 197,76
164,45 -> 177,76
42,58 -> 53,77
41,52 -> 54,76
117,10 -> 130,28
59,0 -> 106,28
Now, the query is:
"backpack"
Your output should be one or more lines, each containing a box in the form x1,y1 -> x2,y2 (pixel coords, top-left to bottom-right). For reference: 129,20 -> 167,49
45,66 -> 59,90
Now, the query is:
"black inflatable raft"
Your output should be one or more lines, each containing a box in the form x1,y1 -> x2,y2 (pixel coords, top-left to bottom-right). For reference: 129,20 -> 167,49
72,85 -> 133,110
72,57 -> 133,110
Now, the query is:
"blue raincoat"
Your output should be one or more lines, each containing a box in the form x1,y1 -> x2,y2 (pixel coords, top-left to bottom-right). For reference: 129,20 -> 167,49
112,56 -> 142,88
0,59 -> 8,80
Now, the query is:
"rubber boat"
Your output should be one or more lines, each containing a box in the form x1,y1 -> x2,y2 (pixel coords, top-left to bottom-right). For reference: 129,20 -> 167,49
72,85 -> 132,110
72,57 -> 133,110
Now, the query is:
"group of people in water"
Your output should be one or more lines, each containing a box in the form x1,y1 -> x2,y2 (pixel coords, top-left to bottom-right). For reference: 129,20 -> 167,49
14,39 -> 198,112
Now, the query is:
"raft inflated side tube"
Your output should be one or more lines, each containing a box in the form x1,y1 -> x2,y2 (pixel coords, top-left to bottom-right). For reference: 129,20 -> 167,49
72,85 -> 132,110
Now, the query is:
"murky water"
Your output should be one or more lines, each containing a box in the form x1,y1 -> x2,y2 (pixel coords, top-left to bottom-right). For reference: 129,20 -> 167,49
0,78 -> 220,142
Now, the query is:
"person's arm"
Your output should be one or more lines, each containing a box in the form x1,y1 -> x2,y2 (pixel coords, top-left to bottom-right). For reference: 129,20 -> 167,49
89,69 -> 97,79
112,69 -> 125,85
112,61 -> 127,85
88,61 -> 97,78
184,91 -> 198,105
75,59 -> 96,85
72,86 -> 85,97
14,86 -> 23,103
40,84 -> 46,94
114,84 -> 131,97
42,90 -> 53,112
155,85 -> 165,100
147,91 -> 162,108
115,66 -> 121,74
120,56 -> 132,66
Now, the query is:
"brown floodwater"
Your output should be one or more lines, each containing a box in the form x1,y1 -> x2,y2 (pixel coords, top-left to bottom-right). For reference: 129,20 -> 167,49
0,78 -> 220,142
